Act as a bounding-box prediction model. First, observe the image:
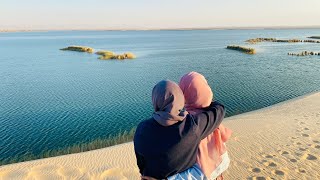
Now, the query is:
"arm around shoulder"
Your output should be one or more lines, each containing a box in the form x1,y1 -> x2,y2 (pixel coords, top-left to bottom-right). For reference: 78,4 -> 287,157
195,101 -> 226,139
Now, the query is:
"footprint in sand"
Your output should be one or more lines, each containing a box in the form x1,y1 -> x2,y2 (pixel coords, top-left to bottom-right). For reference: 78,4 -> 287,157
304,127 -> 309,130
272,170 -> 285,176
280,151 -> 290,155
306,154 -> 317,160
57,166 -> 83,178
249,168 -> 261,173
248,177 -> 268,180
301,153 -> 317,160
248,168 -> 261,173
301,133 -> 309,137
262,154 -> 274,158
290,159 -> 298,163
295,168 -> 306,173
299,147 -> 308,151
263,161 -> 277,167
311,144 -> 320,149
313,140 -> 320,143
295,142 -> 302,145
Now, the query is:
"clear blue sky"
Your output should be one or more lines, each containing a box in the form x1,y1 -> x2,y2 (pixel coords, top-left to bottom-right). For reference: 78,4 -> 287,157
1,0 -> 320,30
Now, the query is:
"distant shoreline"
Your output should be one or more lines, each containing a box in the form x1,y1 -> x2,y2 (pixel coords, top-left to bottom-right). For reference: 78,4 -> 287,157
1,26 -> 320,33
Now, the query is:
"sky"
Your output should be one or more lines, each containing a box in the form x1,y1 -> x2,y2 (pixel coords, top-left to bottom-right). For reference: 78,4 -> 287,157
1,0 -> 320,30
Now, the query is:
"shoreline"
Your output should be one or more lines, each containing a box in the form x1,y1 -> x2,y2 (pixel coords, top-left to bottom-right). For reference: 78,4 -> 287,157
0,91 -> 319,179
1,26 -> 320,33
0,91 -> 317,166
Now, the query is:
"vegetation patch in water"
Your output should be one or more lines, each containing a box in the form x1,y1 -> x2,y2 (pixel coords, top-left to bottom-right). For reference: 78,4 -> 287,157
98,51 -> 136,60
246,38 -> 320,44
308,36 -> 320,39
288,51 -> 320,56
246,38 -> 302,44
226,45 -> 256,54
60,46 -> 94,53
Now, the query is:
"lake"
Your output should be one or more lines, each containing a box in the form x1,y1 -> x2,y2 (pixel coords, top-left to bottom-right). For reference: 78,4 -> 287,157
0,29 -> 320,161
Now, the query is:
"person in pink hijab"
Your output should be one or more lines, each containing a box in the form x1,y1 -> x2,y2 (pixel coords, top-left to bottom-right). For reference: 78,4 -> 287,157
179,71 -> 232,180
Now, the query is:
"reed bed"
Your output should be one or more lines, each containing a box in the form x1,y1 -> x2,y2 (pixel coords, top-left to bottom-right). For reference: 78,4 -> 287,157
288,51 -> 320,56
0,128 -> 135,166
308,36 -> 320,39
226,45 -> 256,54
97,51 -> 136,60
60,46 -> 94,53
246,38 -> 320,44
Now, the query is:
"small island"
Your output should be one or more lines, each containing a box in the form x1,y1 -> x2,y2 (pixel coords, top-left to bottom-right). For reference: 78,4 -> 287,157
308,36 -> 320,39
226,45 -> 256,54
246,38 -> 320,44
246,38 -> 302,44
288,51 -> 320,56
60,47 -> 137,60
97,50 -> 136,60
60,46 -> 94,53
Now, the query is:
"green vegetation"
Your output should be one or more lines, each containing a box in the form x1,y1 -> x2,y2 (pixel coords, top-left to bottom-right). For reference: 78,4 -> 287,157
246,38 -> 277,44
288,51 -> 320,56
0,128 -> 135,166
123,52 -> 136,59
60,46 -> 94,53
97,51 -> 136,60
60,47 -> 137,60
95,50 -> 115,56
96,50 -> 116,60
246,38 -> 302,44
246,38 -> 320,44
226,45 -> 256,54
308,36 -> 320,39
304,39 -> 320,43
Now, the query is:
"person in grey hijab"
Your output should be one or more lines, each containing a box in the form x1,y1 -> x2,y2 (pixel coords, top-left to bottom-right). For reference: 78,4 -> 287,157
134,80 -> 225,179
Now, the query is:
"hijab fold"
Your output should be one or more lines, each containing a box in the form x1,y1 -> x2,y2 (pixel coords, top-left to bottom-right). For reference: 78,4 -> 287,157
152,80 -> 187,126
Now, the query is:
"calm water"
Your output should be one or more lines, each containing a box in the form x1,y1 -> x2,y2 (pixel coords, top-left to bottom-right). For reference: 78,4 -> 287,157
1,29 -> 320,161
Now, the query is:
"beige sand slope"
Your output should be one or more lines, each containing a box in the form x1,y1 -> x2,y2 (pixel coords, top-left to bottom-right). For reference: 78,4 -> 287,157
1,92 -> 320,180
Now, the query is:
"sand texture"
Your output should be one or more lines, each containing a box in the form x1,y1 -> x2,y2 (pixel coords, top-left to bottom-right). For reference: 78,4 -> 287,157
1,92 -> 320,180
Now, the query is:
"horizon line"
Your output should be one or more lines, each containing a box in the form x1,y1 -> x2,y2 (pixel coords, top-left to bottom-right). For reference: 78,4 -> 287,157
1,25 -> 320,33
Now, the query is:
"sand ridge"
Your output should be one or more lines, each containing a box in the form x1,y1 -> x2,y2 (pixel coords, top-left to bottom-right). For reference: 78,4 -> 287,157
1,92 -> 320,179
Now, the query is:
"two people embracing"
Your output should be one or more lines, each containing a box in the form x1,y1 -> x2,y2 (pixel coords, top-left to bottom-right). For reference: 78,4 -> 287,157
134,72 -> 232,180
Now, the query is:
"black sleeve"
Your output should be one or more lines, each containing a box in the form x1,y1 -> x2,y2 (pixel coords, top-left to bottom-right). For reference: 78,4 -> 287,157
194,101 -> 225,140
134,124 -> 146,175
135,151 -> 145,175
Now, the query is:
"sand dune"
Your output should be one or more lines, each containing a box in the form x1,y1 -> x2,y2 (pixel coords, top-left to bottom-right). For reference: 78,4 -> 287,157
1,92 -> 320,179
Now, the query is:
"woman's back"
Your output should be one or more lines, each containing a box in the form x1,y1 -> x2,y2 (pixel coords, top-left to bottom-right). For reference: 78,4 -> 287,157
134,102 -> 225,179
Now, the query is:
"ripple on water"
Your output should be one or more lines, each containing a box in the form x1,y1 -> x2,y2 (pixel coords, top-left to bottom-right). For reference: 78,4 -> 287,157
1,29 -> 320,161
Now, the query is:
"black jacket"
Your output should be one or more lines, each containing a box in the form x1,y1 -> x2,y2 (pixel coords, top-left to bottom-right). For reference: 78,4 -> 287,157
134,102 -> 225,179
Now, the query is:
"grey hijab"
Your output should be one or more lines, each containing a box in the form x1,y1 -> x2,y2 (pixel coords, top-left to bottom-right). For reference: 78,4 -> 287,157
152,80 -> 188,126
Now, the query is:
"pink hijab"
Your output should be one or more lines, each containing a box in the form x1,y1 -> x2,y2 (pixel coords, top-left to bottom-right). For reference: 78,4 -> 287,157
179,72 -> 232,177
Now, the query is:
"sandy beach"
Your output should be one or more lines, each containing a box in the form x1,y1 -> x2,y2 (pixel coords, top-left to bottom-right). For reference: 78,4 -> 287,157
0,92 -> 319,180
